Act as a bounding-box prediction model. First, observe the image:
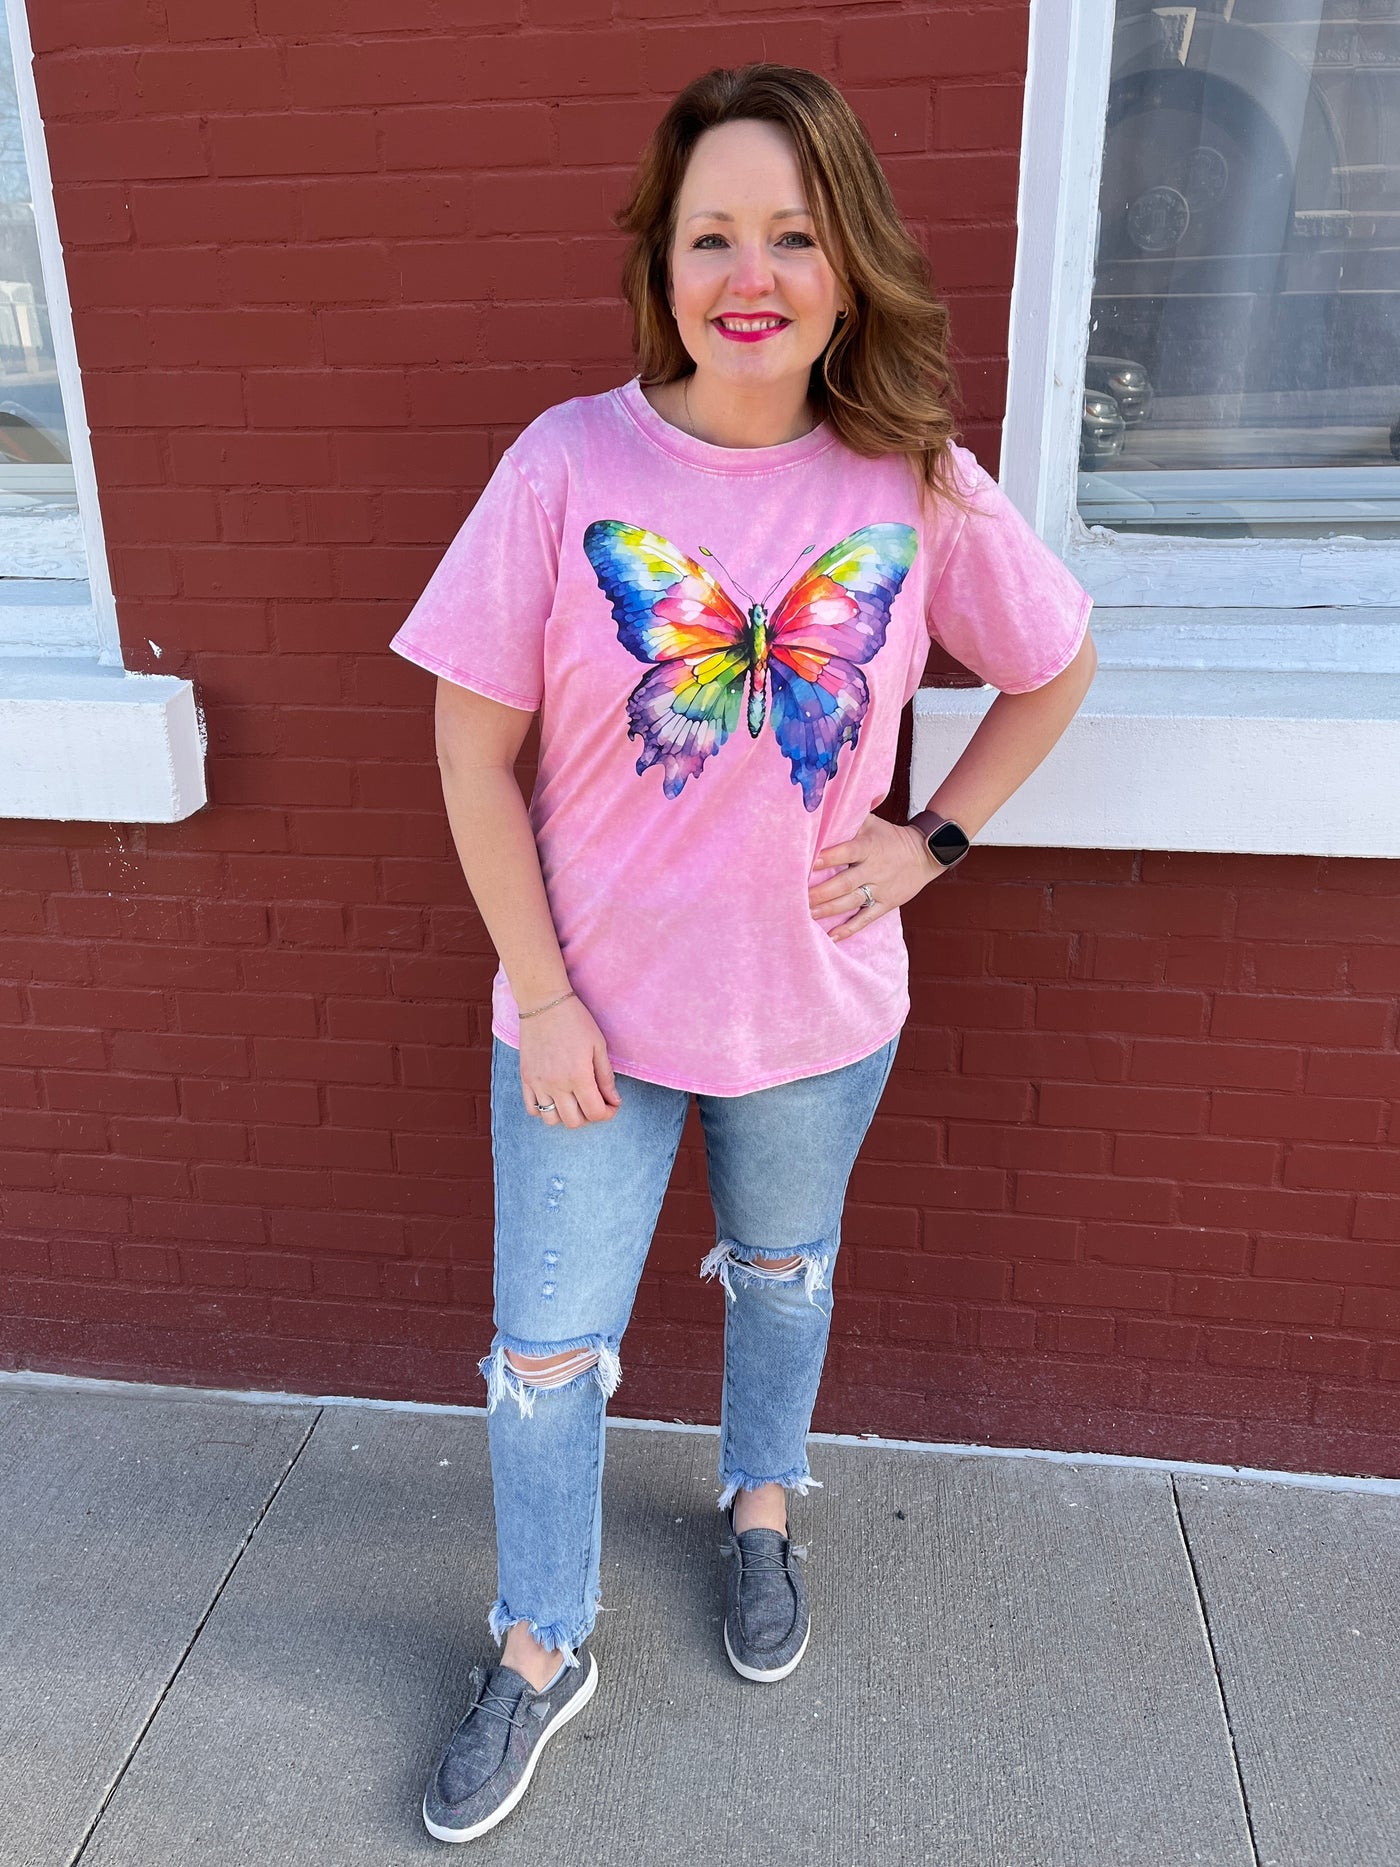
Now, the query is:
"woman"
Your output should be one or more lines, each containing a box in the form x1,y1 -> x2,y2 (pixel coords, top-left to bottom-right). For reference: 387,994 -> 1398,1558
391,62 -> 1096,1843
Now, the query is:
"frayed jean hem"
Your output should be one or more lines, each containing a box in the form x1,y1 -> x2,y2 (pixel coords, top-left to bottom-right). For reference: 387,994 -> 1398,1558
716,1462 -> 824,1514
487,1597 -> 597,1668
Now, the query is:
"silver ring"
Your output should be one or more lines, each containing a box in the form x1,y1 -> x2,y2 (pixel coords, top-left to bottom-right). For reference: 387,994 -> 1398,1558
858,883 -> 875,909
534,1099 -> 556,1114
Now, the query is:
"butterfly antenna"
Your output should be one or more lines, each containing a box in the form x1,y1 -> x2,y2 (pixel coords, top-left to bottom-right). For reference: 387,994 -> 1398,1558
759,545 -> 817,606
696,544 -> 754,605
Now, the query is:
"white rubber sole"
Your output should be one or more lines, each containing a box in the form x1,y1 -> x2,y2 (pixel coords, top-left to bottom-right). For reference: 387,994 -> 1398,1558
723,1617 -> 811,1684
422,1650 -> 599,1843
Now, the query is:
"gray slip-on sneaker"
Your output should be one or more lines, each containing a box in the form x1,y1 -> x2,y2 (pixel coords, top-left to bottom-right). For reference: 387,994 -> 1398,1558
720,1510 -> 810,1683
422,1650 -> 598,1843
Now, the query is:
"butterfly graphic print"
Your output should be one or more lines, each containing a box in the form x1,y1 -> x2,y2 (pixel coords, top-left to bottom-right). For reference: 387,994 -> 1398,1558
582,520 -> 918,812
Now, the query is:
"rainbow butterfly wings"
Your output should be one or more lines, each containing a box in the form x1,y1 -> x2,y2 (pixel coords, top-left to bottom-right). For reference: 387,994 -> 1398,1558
582,519 -> 918,811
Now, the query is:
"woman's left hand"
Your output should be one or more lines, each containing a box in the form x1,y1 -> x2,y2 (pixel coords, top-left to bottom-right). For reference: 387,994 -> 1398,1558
808,813 -> 946,942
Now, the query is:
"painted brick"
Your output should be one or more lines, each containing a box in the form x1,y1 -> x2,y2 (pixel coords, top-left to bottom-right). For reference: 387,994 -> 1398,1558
1342,1287 -> 1400,1331
1312,1387 -> 1400,1437
47,117 -> 208,182
252,1038 -> 395,1085
269,1210 -> 406,1256
884,150 -> 1020,222
1306,1051 -> 1400,1099
1211,1092 -> 1385,1145
1130,1040 -> 1306,1091
988,932 -> 1073,979
1287,1333 -> 1373,1379
642,22 -> 822,93
1255,1235 -> 1400,1288
947,1123 -> 1109,1174
1038,1081 -> 1208,1135
1178,1184 -> 1354,1235
917,222 -> 1020,291
932,79 -> 1026,152
1084,1223 -> 1248,1275
1048,884 -> 1233,939
837,8 -> 1027,84
1210,994 -> 1393,1047
383,103 -> 552,172
1147,1368 -> 1311,1421
1013,1260 -> 1172,1311
10,1193 -> 131,1235
1014,1174 -> 1176,1224
1203,1328 -> 1285,1370
1249,944 -> 1350,992
1120,1318 -> 1202,1363
2,6 -> 1396,1479
1354,1198 -> 1400,1243
1044,1312 -> 1117,1357
1235,889 -> 1400,944
0,1027 -> 107,1070
1284,1145 -> 1400,1197
852,1251 -> 1008,1303
933,1209 -> 1082,1254
1173,1276 -> 1343,1329
977,1306 -> 1038,1351
48,1237 -> 118,1279
1349,948 -> 1400,994
1111,1134 -> 1281,1184
1035,986 -> 1210,1038
885,1300 -> 958,1343
59,1154 -> 189,1198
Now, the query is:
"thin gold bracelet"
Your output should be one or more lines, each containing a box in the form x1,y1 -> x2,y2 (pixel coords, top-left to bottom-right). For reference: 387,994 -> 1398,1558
518,987 -> 576,1020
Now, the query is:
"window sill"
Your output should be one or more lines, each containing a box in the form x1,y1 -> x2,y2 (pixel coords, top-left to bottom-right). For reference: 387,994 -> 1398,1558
0,657 -> 206,823
911,612 -> 1400,858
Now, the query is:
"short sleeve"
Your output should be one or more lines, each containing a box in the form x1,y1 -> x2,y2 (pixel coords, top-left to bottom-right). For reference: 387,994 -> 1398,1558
926,453 -> 1093,694
388,451 -> 560,712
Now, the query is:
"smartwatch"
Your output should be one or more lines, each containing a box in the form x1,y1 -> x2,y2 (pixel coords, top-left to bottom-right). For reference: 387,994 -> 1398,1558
908,808 -> 971,870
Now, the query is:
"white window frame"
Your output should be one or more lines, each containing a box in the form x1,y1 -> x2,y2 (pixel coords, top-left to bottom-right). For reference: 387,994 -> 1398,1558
1006,0 -> 1400,612
0,0 -> 203,822
911,0 -> 1400,859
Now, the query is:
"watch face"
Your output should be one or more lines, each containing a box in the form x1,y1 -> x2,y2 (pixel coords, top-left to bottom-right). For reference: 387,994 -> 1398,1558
928,823 -> 969,863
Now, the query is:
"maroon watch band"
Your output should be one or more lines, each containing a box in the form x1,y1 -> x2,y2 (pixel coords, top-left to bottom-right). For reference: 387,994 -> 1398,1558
909,808 -> 972,869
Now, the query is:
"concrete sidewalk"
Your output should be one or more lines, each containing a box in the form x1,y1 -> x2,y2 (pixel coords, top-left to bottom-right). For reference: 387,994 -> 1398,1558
1,1377 -> 1397,1867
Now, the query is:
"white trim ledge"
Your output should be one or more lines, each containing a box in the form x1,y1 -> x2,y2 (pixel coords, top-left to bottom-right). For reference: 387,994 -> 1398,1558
912,652 -> 1400,859
0,657 -> 207,822
5,1367 -> 1400,1495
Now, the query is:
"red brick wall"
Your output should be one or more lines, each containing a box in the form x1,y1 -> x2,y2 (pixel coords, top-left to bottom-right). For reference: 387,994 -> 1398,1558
3,1 -> 1398,1477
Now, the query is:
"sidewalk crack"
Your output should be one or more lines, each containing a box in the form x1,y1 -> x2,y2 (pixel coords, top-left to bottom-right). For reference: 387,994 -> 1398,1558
67,1406 -> 324,1866
1169,1471 -> 1262,1867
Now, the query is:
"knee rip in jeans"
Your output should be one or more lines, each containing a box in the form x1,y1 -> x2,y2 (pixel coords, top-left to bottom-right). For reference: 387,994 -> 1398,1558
699,1238 -> 830,1306
479,1335 -> 622,1420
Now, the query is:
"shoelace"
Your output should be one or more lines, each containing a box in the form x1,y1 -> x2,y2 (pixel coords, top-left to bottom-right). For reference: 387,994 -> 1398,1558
465,1667 -> 532,1731
719,1536 -> 808,1566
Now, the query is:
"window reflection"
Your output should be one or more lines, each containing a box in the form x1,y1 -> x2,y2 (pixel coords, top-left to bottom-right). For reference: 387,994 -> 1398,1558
1078,0 -> 1400,539
0,34 -> 72,488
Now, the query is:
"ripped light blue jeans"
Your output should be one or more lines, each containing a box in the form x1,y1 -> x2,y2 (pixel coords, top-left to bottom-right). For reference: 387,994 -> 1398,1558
480,1031 -> 899,1666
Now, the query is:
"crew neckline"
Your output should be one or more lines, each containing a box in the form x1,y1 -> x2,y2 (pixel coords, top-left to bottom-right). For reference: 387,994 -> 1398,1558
615,374 -> 837,474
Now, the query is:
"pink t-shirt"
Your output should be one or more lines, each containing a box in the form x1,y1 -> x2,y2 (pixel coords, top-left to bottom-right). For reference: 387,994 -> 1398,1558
390,376 -> 1092,1095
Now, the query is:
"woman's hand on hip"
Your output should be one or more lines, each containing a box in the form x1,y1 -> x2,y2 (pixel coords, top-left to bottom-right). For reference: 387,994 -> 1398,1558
518,994 -> 621,1128
808,813 -> 945,942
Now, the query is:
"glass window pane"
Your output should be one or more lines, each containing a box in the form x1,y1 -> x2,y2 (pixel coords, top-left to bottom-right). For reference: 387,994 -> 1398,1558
0,24 -> 75,507
1078,0 -> 1400,540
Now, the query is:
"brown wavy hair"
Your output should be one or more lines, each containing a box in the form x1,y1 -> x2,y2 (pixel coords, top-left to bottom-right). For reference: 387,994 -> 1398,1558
616,62 -> 974,513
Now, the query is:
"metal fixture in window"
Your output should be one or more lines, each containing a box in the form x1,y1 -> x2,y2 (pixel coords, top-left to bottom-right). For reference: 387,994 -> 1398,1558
1076,0 -> 1400,540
